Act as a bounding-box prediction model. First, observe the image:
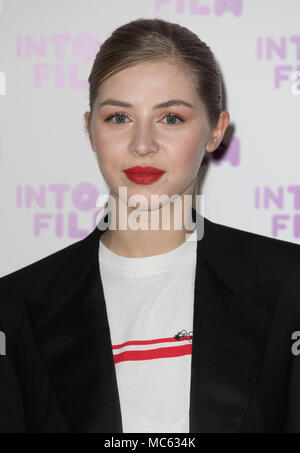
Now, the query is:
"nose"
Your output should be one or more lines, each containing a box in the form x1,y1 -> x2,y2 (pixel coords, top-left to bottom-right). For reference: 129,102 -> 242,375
129,120 -> 159,156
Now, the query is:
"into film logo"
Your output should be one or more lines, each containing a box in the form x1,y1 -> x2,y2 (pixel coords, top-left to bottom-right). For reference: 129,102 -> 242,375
291,331 -> 300,356
95,187 -> 205,242
0,330 -> 6,356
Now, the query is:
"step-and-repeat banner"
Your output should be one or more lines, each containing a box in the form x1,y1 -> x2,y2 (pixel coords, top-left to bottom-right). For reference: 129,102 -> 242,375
0,0 -> 299,276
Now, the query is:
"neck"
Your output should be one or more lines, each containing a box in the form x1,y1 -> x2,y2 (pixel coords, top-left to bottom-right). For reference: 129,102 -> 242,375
99,197 -> 196,258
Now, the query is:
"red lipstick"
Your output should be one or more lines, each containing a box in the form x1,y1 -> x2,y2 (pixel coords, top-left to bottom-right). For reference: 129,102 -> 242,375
123,166 -> 165,185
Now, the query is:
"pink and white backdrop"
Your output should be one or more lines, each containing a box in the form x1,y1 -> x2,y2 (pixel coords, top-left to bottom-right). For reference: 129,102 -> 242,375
0,0 -> 299,277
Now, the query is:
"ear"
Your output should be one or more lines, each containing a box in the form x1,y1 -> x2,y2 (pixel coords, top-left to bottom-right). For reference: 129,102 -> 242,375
206,111 -> 230,153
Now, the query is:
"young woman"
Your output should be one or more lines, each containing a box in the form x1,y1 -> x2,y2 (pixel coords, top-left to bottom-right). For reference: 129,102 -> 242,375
0,18 -> 300,434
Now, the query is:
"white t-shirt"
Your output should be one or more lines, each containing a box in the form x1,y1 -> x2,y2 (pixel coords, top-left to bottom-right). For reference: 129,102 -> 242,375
98,229 -> 197,433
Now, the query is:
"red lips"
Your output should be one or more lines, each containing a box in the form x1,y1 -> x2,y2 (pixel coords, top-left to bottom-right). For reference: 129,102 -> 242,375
123,165 -> 164,174
123,166 -> 165,185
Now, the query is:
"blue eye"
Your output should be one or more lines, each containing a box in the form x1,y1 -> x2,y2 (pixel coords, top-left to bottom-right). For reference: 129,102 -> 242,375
162,112 -> 184,125
105,113 -> 129,124
104,111 -> 185,125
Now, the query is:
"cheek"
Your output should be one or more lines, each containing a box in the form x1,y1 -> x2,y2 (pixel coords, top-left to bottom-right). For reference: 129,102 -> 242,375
170,135 -> 203,172
93,134 -> 120,167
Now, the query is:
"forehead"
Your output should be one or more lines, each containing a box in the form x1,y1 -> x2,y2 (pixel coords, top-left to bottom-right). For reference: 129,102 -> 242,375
97,60 -> 204,110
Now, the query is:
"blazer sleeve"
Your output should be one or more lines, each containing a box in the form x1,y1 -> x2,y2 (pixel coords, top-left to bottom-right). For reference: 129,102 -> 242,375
0,273 -> 67,433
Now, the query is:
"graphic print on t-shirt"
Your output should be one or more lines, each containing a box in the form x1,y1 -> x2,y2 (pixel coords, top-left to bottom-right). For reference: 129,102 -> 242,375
112,330 -> 193,364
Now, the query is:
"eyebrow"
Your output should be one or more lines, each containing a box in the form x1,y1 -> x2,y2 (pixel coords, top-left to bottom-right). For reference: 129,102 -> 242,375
96,99 -> 196,110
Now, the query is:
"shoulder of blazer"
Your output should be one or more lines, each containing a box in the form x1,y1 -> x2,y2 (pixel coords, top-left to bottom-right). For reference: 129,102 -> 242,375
203,217 -> 300,292
0,228 -> 99,325
0,238 -> 82,299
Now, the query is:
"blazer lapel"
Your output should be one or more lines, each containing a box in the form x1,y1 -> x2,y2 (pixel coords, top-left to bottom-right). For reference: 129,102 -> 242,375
24,209 -> 281,433
24,214 -> 123,433
189,249 -> 281,432
24,262 -> 122,433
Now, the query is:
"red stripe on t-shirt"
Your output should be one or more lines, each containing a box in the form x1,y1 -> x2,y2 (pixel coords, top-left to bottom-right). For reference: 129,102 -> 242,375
112,336 -> 192,350
113,343 -> 192,364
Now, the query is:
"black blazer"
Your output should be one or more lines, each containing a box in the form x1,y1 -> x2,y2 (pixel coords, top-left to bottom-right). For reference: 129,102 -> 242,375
1,209 -> 300,433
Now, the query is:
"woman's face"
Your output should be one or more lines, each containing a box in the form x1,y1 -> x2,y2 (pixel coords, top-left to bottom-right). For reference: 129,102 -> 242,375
85,59 -> 222,212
